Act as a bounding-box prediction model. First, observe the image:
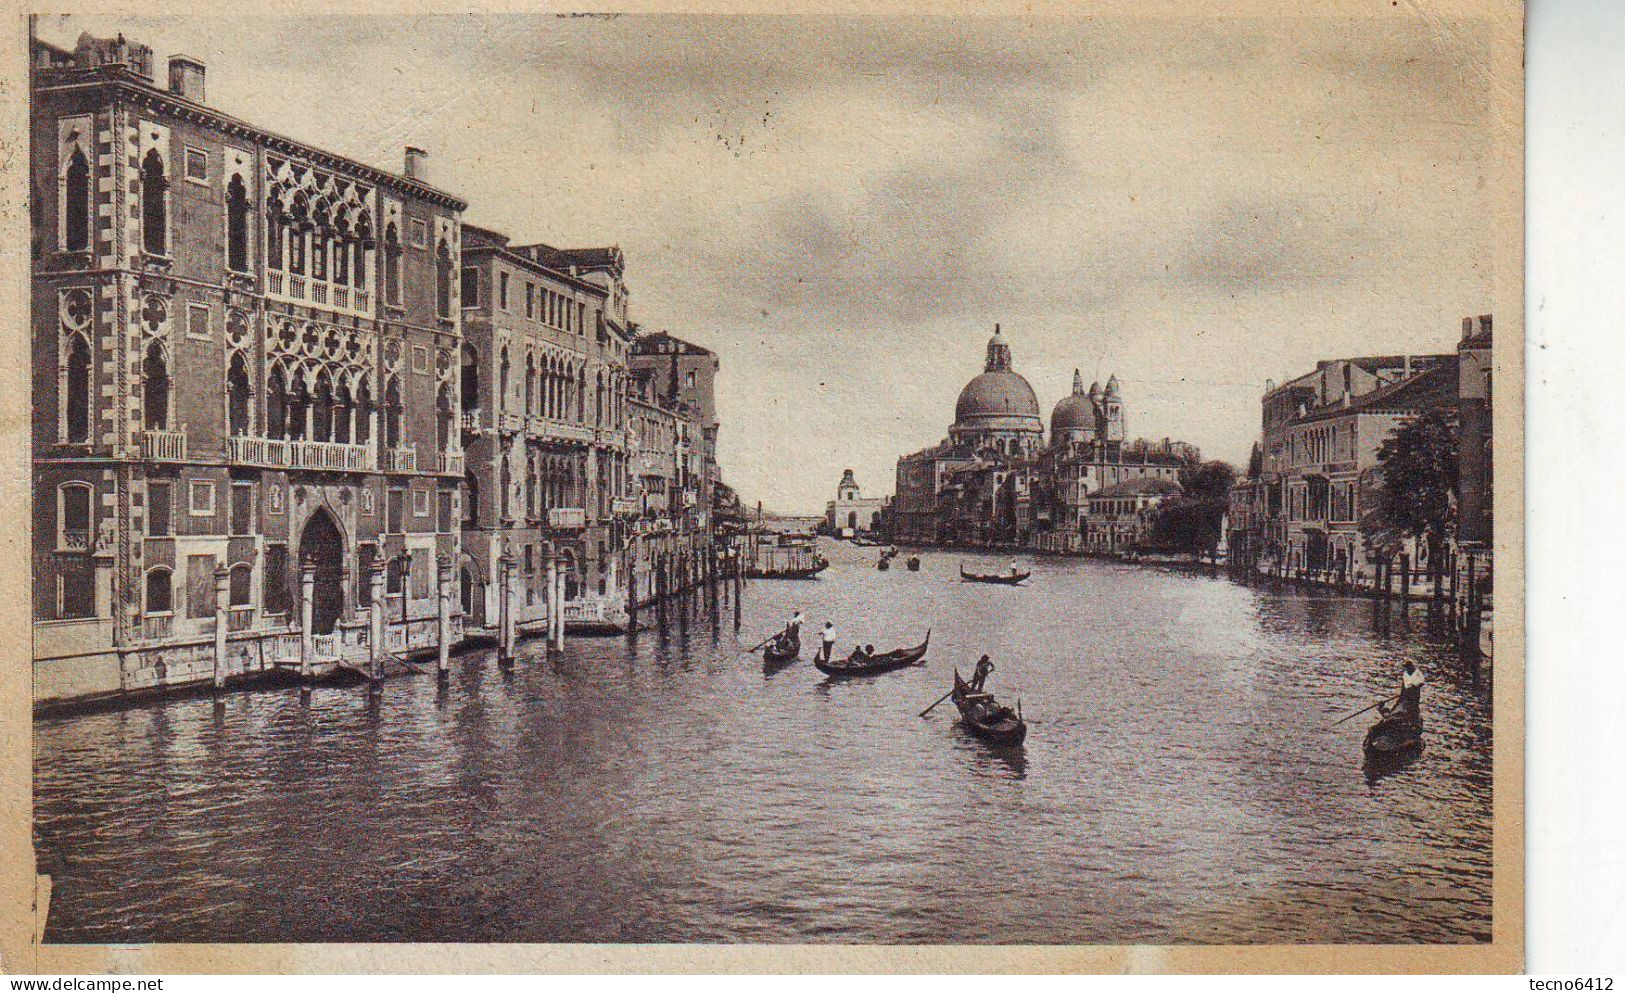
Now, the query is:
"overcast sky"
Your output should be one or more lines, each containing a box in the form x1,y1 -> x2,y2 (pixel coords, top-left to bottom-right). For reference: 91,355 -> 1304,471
41,14 -> 1495,513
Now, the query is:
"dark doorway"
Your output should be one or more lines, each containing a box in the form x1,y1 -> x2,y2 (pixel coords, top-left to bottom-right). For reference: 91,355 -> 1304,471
461,565 -> 484,624
298,510 -> 346,635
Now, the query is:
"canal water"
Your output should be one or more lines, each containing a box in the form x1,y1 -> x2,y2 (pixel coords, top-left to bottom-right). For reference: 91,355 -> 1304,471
34,540 -> 1493,945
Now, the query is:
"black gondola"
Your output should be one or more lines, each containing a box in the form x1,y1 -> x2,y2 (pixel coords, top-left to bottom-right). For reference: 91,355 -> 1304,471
959,565 -> 1031,585
1363,710 -> 1423,756
906,556 -> 921,571
814,630 -> 930,677
745,558 -> 830,580
762,629 -> 800,666
951,668 -> 1028,745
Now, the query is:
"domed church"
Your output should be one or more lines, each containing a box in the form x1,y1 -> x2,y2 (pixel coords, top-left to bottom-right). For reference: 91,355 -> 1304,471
948,325 -> 1045,457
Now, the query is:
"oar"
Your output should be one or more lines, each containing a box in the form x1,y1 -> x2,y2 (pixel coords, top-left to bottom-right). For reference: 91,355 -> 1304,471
1330,694 -> 1398,727
919,688 -> 956,717
745,633 -> 778,653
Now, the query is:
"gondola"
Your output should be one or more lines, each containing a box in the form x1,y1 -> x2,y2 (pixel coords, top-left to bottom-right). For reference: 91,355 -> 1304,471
877,557 -> 891,571
959,565 -> 1031,585
951,668 -> 1027,745
745,558 -> 830,580
762,629 -> 800,666
906,556 -> 921,571
814,630 -> 930,677
1363,710 -> 1423,757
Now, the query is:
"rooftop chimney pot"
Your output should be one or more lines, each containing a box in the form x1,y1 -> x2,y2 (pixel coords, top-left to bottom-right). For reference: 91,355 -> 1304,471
404,146 -> 429,182
168,55 -> 205,102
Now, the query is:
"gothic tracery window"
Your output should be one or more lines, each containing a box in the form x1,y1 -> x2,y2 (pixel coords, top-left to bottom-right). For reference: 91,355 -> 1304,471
140,149 -> 168,256
384,223 -> 402,306
227,352 -> 253,436
64,333 -> 91,442
226,175 -> 250,272
142,340 -> 170,431
64,149 -> 91,253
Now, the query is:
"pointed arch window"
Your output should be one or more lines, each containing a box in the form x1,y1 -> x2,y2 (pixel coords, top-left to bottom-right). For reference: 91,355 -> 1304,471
333,379 -> 353,444
266,366 -> 288,439
286,375 -> 309,441
64,149 -> 91,253
226,175 -> 250,272
142,341 -> 170,430
464,470 -> 480,526
384,222 -> 402,306
498,349 -> 510,414
140,149 -> 168,256
311,372 -> 334,443
227,352 -> 253,436
525,355 -> 536,417
383,376 -> 402,449
436,383 -> 455,453
64,333 -> 91,442
435,240 -> 452,318
355,379 -> 373,446
267,214 -> 284,272
461,344 -> 479,412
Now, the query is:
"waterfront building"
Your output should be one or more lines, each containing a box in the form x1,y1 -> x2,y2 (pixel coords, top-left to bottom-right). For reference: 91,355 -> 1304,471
456,224 -> 637,635
626,358 -> 712,606
824,469 -> 886,535
31,30 -> 468,705
1241,350 -> 1457,584
1084,477 -> 1182,553
895,327 -> 1196,552
1452,315 -> 1494,637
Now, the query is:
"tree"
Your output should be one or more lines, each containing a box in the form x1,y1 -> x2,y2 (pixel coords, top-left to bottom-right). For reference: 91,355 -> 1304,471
1362,407 -> 1458,574
1146,460 -> 1236,556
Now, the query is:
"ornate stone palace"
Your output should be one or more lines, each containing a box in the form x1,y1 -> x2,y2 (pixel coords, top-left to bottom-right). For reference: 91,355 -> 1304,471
894,326 -> 1198,552
29,29 -> 727,707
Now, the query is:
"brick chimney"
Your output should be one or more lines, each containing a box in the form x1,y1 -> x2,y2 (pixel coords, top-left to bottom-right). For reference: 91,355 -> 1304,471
168,55 -> 205,102
404,146 -> 429,182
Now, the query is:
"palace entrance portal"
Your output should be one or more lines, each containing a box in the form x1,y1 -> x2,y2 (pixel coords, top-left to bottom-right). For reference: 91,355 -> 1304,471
298,510 -> 346,635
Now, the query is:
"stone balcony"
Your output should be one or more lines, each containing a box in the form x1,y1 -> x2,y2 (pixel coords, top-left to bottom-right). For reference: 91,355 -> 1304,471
439,452 -> 466,476
229,436 -> 372,472
547,507 -> 587,530
381,447 -> 418,473
140,429 -> 187,462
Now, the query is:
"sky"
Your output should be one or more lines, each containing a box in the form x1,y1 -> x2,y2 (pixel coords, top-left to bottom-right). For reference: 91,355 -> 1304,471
39,14 -> 1496,513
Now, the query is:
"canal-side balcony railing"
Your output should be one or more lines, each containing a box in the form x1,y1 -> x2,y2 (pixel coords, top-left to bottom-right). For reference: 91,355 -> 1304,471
228,435 -> 288,468
542,420 -> 595,444
439,452 -> 465,476
331,287 -> 349,309
460,409 -> 483,435
226,606 -> 255,633
140,429 -> 188,462
267,271 -> 285,295
381,447 -> 417,473
288,440 -> 370,472
289,274 -> 307,297
141,613 -> 173,642
562,596 -> 623,625
312,633 -> 339,660
499,411 -> 525,434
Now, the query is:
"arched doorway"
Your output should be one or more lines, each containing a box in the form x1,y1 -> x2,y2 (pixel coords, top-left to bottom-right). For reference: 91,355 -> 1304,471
560,549 -> 581,601
298,509 -> 345,635
847,511 -> 857,530
460,564 -> 485,625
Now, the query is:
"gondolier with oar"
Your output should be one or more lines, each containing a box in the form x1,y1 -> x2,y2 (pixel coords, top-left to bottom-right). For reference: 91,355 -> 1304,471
971,654 -> 995,692
819,621 -> 837,663
784,610 -> 805,641
1378,660 -> 1425,720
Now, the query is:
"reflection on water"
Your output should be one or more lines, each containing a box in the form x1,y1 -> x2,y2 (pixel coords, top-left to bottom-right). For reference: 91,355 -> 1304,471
34,541 -> 1492,944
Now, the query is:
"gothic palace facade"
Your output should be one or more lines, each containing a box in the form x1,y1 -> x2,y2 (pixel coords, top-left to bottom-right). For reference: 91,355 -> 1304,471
29,30 -> 727,707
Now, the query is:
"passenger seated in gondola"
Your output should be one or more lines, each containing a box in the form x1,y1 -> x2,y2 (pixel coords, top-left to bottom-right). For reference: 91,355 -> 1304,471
1377,660 -> 1425,721
1009,560 -> 1020,576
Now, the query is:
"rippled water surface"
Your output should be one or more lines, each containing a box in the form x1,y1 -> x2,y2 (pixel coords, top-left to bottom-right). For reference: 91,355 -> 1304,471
35,542 -> 1493,944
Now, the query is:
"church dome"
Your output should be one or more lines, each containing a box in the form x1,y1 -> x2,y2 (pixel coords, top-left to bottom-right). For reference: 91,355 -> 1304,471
956,370 -> 1041,422
1050,369 -> 1097,432
953,325 -> 1041,424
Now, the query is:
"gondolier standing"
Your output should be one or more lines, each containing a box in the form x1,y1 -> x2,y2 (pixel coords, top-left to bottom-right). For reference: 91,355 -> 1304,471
1379,660 -> 1425,719
820,621 -> 837,663
971,654 -> 995,692
785,610 -> 805,641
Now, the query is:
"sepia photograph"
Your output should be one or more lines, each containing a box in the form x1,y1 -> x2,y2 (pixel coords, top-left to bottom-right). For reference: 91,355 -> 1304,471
9,3 -> 1523,969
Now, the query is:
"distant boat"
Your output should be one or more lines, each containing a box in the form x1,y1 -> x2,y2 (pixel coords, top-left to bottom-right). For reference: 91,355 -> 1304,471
960,565 -> 1030,586
746,558 -> 830,580
877,557 -> 890,571
814,630 -> 930,677
906,556 -> 921,571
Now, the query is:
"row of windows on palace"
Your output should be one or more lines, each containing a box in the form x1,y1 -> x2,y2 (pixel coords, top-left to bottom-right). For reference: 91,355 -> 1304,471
58,144 -> 461,319
465,267 -> 593,337
51,468 -> 613,623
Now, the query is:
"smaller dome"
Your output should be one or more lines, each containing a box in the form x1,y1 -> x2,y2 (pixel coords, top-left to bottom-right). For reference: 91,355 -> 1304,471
1051,393 -> 1097,432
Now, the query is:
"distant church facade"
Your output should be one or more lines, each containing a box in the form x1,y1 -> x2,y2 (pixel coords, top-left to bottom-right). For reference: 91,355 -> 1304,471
894,327 -> 1199,552
825,469 -> 886,536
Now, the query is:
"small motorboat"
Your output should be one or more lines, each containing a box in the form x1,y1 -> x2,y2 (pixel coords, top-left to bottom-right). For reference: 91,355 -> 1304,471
959,565 -> 1031,585
951,668 -> 1027,745
906,556 -> 921,571
762,629 -> 800,666
814,630 -> 930,677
